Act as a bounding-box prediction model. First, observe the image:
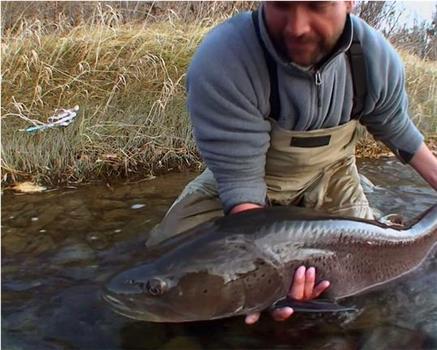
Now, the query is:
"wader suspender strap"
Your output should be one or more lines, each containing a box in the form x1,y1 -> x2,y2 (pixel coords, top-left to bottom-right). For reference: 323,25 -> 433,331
346,40 -> 366,118
251,10 -> 367,120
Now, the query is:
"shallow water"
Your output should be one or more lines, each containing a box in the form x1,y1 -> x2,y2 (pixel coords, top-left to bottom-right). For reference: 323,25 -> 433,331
2,159 -> 437,350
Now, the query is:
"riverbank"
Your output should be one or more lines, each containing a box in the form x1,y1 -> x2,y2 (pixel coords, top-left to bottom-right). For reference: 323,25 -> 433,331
2,10 -> 436,186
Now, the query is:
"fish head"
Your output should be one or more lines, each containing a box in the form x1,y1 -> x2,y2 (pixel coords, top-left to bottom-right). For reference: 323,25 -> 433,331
102,248 -> 250,322
103,228 -> 284,322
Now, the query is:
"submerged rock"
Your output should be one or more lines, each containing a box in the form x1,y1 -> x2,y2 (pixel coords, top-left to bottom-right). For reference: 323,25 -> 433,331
51,242 -> 96,265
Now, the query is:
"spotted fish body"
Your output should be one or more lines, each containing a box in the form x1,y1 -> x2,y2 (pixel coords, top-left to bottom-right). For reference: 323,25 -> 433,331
103,205 -> 437,322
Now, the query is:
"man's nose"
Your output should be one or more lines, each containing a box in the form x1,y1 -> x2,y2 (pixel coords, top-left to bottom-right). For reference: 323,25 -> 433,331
284,6 -> 312,37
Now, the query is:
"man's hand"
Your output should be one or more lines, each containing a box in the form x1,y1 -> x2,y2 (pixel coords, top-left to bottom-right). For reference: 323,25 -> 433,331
409,142 -> 437,190
244,265 -> 330,325
230,203 -> 264,214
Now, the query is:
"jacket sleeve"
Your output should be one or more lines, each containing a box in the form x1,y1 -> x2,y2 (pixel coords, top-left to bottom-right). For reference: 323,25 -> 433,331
358,23 -> 424,163
186,19 -> 271,213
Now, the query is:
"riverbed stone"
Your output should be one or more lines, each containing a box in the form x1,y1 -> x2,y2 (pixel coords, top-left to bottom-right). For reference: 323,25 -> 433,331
85,231 -> 110,250
26,234 -> 56,256
90,198 -> 127,210
8,215 -> 33,228
2,305 -> 39,332
51,242 -> 96,265
101,208 -> 131,222
50,217 -> 89,238
2,233 -> 31,255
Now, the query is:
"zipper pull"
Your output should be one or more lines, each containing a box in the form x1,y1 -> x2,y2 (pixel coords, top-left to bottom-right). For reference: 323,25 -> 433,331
315,71 -> 322,86
315,71 -> 322,108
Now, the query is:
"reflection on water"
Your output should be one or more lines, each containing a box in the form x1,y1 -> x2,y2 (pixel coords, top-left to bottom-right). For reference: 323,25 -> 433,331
2,159 -> 437,350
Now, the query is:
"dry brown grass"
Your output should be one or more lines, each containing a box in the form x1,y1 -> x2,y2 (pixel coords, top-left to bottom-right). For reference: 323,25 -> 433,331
1,2 -> 435,186
1,13 -> 208,184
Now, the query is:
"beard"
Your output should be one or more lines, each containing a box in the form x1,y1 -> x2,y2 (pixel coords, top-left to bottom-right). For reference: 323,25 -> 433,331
281,34 -> 331,67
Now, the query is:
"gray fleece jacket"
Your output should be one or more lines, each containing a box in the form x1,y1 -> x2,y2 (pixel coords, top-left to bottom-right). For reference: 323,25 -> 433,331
186,7 -> 424,213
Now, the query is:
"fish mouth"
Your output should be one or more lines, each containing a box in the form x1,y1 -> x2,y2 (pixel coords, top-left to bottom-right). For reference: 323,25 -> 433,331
102,288 -> 192,323
102,264 -> 170,322
101,290 -> 165,322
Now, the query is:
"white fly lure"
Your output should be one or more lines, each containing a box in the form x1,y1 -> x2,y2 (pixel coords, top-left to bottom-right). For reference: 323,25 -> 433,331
24,105 -> 79,133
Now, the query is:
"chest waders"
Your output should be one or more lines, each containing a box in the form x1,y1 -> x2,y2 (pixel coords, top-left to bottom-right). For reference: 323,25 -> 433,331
146,10 -> 373,247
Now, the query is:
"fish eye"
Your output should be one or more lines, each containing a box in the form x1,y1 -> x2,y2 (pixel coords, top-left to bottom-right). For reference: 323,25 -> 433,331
146,278 -> 167,296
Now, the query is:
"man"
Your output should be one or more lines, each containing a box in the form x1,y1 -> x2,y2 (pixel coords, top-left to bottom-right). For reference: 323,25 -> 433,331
147,1 -> 437,324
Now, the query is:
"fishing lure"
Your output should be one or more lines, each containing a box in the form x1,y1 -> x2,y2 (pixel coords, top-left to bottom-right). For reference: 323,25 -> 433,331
24,105 -> 79,133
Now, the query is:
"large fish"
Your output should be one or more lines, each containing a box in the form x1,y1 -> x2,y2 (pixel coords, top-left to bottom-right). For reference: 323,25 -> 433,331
103,204 -> 437,322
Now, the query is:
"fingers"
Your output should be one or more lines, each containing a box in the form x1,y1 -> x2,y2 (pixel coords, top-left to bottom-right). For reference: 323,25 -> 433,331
313,280 -> 330,298
245,307 -> 294,325
271,307 -> 294,321
289,265 -> 306,300
244,265 -> 330,325
289,265 -> 330,300
304,267 -> 316,299
245,312 -> 260,325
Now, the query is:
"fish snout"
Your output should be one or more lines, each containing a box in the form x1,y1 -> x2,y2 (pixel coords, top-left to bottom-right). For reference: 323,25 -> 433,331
113,277 -> 167,296
105,267 -> 148,296
105,269 -> 168,297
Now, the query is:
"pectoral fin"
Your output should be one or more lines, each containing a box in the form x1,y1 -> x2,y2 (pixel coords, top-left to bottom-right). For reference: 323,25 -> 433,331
271,298 -> 358,313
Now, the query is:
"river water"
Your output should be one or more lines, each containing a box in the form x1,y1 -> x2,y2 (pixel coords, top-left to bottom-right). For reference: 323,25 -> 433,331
2,159 -> 437,350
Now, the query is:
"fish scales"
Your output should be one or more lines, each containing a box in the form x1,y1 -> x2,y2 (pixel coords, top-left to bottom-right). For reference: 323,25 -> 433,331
103,204 -> 437,322
258,213 -> 437,299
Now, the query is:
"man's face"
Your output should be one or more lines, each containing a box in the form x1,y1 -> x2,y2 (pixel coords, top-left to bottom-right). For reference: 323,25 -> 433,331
263,1 -> 354,67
